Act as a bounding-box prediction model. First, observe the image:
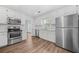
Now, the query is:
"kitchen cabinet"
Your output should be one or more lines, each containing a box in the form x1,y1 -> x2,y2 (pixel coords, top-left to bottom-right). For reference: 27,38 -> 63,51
0,14 -> 7,24
0,33 -> 7,47
0,7 -> 8,24
22,31 -> 27,40
8,11 -> 17,18
38,16 -> 56,42
47,30 -> 55,42
0,25 -> 7,32
0,6 -> 30,46
21,20 -> 28,40
39,30 -> 55,42
56,6 -> 77,17
21,25 -> 27,40
21,21 -> 28,40
0,25 -> 7,47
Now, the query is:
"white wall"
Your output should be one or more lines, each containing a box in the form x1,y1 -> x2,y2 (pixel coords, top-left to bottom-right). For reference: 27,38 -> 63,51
34,5 -> 77,43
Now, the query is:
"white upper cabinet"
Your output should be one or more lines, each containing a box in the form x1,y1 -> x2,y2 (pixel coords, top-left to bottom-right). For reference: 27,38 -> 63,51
0,14 -> 7,24
56,6 -> 77,17
7,9 -> 17,18
0,8 -> 7,24
0,25 -> 7,32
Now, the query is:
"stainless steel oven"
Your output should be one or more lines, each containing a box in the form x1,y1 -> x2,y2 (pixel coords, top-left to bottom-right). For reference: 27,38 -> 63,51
7,17 -> 22,45
8,26 -> 22,45
9,31 -> 21,39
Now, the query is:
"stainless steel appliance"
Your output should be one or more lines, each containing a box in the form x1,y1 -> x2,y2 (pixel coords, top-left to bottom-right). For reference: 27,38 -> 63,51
55,14 -> 79,52
7,17 -> 21,25
7,17 -> 22,45
8,26 -> 22,45
35,29 -> 39,37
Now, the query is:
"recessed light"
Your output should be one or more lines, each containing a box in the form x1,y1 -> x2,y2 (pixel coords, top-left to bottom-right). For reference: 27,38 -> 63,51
37,11 -> 40,13
35,10 -> 41,15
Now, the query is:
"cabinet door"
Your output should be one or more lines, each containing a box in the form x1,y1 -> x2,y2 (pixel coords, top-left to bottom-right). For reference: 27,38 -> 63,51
0,25 -> 7,32
0,14 -> 7,24
0,7 -> 8,24
49,31 -> 55,42
0,33 -> 7,47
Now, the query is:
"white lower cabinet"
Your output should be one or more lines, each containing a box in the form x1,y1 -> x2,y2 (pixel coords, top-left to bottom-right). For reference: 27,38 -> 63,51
50,31 -> 55,42
22,31 -> 27,40
39,30 -> 55,43
0,33 -> 7,47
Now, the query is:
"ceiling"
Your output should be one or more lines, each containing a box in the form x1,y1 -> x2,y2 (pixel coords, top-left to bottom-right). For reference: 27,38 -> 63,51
2,5 -> 67,18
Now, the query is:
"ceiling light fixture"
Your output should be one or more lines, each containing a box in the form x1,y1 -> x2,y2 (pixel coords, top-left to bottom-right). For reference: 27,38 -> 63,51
35,10 -> 41,15
37,11 -> 40,13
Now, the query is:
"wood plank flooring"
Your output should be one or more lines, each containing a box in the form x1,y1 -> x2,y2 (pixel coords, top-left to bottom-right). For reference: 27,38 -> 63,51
0,37 -> 71,53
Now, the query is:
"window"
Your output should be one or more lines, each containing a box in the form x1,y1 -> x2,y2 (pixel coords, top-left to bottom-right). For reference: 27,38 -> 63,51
40,17 -> 55,30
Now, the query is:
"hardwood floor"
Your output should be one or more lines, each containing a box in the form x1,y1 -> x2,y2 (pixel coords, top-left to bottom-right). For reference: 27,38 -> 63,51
0,37 -> 71,53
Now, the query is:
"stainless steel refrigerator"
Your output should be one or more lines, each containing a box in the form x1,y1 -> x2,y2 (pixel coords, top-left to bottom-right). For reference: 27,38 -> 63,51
35,29 -> 39,37
55,14 -> 79,52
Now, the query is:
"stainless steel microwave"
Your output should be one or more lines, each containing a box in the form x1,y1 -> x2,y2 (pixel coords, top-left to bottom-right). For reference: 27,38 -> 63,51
7,17 -> 21,25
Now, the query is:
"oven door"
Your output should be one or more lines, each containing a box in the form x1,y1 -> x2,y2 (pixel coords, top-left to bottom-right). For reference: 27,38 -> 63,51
8,31 -> 22,45
8,31 -> 22,40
